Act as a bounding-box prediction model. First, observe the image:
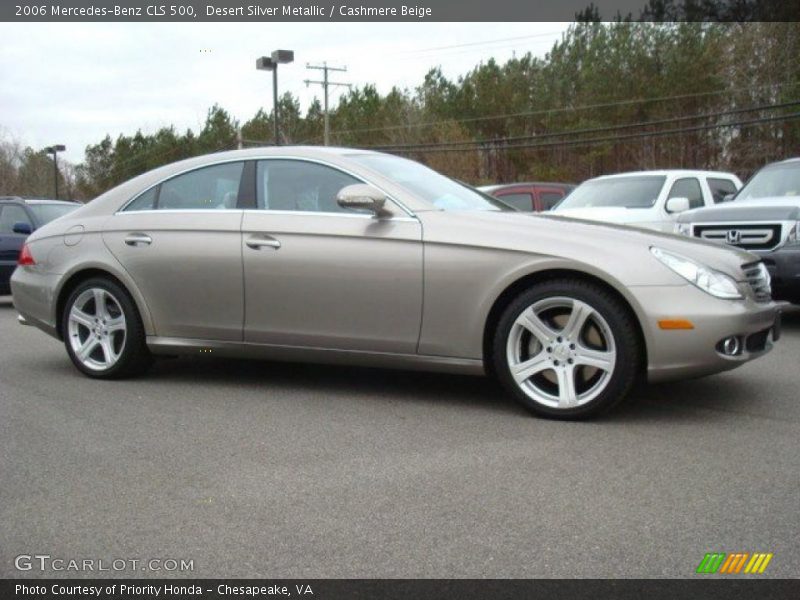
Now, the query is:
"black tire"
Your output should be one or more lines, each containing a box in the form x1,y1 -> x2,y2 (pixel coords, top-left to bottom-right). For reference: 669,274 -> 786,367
492,279 -> 641,420
61,277 -> 152,379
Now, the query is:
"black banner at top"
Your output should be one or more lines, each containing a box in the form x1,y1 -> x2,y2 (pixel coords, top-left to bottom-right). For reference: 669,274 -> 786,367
3,0 -> 799,22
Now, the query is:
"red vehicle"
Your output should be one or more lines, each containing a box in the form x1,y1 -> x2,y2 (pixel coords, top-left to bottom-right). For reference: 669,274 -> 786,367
479,182 -> 575,212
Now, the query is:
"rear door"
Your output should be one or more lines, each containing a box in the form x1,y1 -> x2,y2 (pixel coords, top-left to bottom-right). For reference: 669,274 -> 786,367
102,161 -> 247,341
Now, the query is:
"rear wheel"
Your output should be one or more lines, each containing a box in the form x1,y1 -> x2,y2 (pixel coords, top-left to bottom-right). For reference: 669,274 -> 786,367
493,279 -> 641,419
62,278 -> 151,379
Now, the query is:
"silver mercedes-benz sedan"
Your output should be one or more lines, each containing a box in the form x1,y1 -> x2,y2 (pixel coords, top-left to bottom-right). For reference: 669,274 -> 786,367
11,147 -> 780,419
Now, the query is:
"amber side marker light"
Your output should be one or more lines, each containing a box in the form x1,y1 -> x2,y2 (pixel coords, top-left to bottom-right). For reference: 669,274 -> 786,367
658,319 -> 695,330
17,243 -> 36,266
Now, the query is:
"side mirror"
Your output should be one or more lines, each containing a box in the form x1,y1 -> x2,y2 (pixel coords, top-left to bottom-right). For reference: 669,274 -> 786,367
665,197 -> 690,214
12,222 -> 33,235
721,193 -> 735,203
336,184 -> 392,218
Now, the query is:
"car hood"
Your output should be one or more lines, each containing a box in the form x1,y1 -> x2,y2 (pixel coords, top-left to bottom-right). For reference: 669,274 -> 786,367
419,210 -> 758,285
553,206 -> 656,224
678,196 -> 800,223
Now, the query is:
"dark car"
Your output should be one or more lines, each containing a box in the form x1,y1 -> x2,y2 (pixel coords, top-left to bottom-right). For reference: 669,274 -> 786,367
478,182 -> 575,212
676,157 -> 800,304
0,197 -> 80,294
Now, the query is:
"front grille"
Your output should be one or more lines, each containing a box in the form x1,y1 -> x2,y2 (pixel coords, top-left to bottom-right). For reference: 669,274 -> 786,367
742,261 -> 772,302
694,223 -> 782,250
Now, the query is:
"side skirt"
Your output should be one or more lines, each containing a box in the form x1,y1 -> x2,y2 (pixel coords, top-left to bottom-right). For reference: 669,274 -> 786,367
146,336 -> 486,376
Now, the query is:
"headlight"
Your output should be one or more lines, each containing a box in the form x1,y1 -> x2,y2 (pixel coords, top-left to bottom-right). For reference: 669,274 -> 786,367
674,222 -> 692,236
650,247 -> 743,299
787,221 -> 800,245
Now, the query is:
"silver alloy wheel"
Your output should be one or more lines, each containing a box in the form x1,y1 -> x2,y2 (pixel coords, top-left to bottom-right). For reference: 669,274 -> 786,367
67,288 -> 127,371
506,296 -> 617,409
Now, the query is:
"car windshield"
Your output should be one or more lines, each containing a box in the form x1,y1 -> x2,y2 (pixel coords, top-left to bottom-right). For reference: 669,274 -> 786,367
557,176 -> 665,209
349,154 -> 509,211
28,203 -> 78,224
736,163 -> 800,200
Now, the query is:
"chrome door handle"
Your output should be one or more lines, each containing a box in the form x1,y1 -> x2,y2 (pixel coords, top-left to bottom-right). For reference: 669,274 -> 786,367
246,236 -> 281,250
124,233 -> 152,246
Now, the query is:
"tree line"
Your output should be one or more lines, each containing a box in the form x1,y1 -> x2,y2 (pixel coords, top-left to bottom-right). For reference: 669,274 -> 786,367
1,20 -> 798,201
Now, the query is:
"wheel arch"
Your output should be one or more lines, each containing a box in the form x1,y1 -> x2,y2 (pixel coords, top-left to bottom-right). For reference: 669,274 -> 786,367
481,268 -> 648,377
55,267 -> 152,340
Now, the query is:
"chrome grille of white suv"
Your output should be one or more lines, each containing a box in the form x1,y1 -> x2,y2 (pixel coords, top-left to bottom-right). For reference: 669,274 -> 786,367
742,262 -> 772,303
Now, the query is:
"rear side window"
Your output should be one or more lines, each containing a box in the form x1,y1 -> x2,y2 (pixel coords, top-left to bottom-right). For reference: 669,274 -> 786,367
538,191 -> 564,211
125,187 -> 158,211
124,162 -> 245,212
0,205 -> 31,233
497,192 -> 533,211
159,162 -> 244,210
707,178 -> 738,203
668,178 -> 704,210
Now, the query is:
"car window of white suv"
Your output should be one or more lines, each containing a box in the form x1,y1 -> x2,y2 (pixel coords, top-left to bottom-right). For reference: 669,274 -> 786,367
668,178 -> 703,209
707,178 -> 738,204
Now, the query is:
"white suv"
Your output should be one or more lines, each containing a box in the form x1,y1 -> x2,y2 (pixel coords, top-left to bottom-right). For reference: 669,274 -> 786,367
552,170 -> 742,232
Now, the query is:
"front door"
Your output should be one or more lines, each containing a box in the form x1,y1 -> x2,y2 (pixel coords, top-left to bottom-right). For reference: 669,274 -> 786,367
242,159 -> 423,354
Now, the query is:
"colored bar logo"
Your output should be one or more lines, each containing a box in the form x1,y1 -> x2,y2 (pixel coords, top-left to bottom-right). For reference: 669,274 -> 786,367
696,552 -> 773,574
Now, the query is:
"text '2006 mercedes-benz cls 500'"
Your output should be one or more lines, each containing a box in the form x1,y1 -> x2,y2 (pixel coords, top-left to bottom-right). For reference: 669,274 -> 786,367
11,147 -> 781,419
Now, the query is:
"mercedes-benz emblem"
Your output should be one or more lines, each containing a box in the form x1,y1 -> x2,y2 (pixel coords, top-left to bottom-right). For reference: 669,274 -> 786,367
726,229 -> 742,244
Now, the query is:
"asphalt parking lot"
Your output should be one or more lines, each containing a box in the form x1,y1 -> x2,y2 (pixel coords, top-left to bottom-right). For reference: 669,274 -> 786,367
1,295 -> 798,579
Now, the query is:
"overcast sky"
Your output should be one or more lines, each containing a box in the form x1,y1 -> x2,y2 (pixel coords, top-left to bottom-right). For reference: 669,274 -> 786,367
0,22 -> 569,163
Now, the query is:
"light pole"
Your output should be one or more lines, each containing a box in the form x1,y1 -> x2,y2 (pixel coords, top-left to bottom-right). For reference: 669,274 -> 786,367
256,50 -> 294,145
44,145 -> 66,199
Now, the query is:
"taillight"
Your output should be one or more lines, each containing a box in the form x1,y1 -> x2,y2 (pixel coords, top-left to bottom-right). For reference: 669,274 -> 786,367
18,243 -> 36,266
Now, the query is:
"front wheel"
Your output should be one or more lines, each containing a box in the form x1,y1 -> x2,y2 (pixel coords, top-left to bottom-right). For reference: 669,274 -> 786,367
62,278 -> 152,379
492,279 -> 641,419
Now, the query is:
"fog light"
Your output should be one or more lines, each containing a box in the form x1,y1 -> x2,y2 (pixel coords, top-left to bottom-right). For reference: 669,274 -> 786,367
719,336 -> 741,356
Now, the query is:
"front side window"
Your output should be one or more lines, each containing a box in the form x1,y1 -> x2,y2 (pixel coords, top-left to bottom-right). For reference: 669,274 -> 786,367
256,160 -> 361,213
707,178 -> 738,204
668,178 -> 703,210
557,176 -> 665,210
125,162 -> 244,212
0,205 -> 31,233
498,192 -> 533,211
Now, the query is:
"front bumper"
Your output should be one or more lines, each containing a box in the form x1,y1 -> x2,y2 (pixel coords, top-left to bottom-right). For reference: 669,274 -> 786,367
632,284 -> 779,383
758,246 -> 800,303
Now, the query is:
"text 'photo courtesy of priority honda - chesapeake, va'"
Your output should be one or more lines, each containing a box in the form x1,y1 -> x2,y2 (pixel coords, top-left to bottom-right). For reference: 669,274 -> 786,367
1,1 -> 799,599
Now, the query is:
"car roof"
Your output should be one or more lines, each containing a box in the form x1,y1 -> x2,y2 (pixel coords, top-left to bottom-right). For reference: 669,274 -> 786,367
589,169 -> 738,181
